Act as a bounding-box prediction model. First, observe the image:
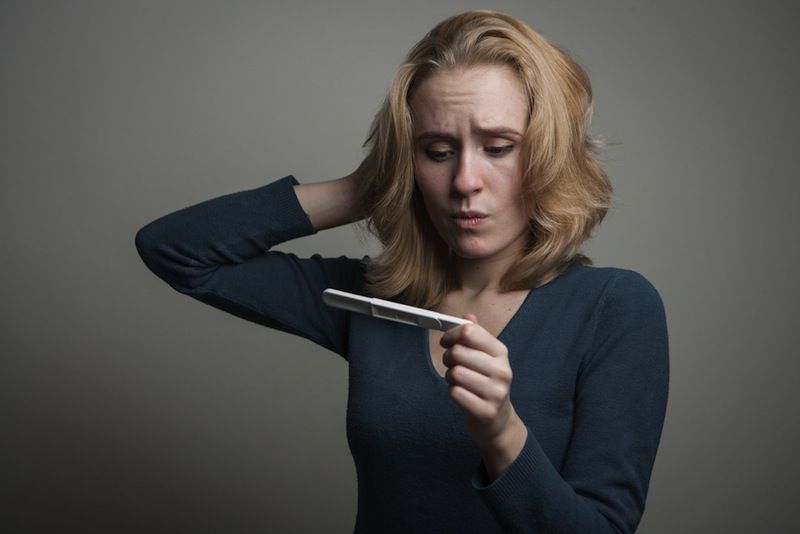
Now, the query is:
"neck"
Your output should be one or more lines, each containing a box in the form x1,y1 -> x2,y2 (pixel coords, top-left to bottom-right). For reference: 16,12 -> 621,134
452,250 -> 519,298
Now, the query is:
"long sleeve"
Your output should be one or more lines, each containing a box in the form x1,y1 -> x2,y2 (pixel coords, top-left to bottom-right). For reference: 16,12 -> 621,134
473,270 -> 669,533
134,175 -> 363,357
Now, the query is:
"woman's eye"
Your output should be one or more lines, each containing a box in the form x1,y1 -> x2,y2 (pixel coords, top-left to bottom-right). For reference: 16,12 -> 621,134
485,145 -> 515,156
425,149 -> 453,161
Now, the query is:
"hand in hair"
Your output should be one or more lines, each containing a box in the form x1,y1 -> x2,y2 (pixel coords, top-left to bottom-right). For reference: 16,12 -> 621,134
440,314 -> 528,481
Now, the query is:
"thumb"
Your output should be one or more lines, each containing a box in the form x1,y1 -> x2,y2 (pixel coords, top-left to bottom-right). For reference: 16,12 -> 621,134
463,313 -> 479,325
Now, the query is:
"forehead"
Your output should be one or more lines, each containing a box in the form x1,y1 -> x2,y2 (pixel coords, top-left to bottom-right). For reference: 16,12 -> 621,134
409,65 -> 529,134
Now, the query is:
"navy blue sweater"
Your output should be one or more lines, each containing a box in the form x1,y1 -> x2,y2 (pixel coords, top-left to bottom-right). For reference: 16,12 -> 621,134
135,176 -> 669,533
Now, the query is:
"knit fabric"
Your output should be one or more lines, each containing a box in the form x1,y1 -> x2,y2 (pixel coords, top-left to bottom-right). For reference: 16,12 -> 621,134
135,176 -> 669,533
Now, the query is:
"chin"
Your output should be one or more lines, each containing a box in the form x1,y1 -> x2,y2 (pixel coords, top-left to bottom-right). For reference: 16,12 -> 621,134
449,235 -> 526,262
450,241 -> 495,260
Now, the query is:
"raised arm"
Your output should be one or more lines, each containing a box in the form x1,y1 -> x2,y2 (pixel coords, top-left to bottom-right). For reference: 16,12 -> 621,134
293,170 -> 361,231
134,172 -> 366,356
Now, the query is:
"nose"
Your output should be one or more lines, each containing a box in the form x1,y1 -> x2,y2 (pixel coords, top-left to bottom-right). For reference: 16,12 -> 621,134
451,150 -> 483,196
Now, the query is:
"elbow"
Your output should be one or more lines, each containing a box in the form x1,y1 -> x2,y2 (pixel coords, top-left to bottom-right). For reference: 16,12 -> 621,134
134,223 -> 171,286
135,223 -> 164,275
134,223 -> 216,293
134,224 -> 156,269
134,224 -> 152,261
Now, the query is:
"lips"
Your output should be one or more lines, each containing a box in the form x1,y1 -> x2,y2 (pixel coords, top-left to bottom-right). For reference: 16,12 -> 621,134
452,211 -> 488,228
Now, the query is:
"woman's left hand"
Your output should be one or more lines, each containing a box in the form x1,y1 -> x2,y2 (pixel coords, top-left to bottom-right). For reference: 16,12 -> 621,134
440,314 -> 528,480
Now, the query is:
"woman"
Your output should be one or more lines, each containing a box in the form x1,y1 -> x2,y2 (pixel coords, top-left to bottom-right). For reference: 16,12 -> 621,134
136,10 -> 668,533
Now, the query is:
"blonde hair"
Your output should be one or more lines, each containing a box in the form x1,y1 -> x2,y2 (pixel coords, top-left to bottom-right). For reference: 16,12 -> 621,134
356,10 -> 612,307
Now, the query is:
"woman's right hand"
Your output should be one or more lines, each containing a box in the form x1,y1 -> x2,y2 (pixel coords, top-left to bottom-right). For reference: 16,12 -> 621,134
293,166 -> 363,231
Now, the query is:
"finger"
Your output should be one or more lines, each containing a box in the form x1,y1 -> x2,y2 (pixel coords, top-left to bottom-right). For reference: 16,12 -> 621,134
448,384 -> 498,422
440,320 -> 487,347
443,344 -> 512,381
441,322 -> 507,358
442,343 -> 485,370
445,364 -> 509,402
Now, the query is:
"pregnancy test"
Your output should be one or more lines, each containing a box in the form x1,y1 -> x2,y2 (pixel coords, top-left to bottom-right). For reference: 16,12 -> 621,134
322,288 -> 471,331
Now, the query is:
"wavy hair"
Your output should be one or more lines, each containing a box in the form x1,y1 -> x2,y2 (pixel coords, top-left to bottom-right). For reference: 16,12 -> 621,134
355,10 -> 612,308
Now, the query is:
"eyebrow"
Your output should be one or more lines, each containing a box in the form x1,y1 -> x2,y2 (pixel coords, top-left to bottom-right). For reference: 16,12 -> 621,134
416,127 -> 524,141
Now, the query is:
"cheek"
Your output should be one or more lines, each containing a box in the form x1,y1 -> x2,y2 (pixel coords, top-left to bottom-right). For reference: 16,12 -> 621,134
501,172 -> 525,204
510,191 -> 530,232
497,180 -> 528,223
413,175 -> 451,238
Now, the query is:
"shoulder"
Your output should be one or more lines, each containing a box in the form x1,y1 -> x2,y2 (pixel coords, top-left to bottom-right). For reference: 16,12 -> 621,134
567,265 -> 669,384
569,265 -> 668,351
600,268 -> 665,323
558,263 -> 664,309
551,264 -> 667,343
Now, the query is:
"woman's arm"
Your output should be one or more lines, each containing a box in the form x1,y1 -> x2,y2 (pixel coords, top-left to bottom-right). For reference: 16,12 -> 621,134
134,173 -> 365,356
469,271 -> 669,533
439,314 -> 529,480
293,170 -> 361,231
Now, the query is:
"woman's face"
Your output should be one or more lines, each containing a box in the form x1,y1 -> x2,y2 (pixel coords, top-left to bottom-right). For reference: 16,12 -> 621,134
410,64 -> 530,265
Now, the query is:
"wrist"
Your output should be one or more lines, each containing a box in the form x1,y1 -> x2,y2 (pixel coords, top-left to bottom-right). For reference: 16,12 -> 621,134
478,411 -> 527,481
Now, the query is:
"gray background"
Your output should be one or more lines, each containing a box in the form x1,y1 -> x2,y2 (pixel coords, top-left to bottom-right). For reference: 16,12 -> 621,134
2,0 -> 798,532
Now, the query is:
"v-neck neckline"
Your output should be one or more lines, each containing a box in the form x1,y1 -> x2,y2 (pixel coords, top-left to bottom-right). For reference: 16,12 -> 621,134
423,287 -> 536,382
